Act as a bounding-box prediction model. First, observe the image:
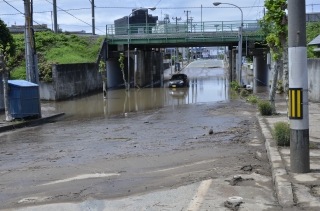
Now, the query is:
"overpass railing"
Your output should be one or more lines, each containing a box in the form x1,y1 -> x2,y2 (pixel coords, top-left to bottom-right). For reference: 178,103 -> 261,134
106,21 -> 262,42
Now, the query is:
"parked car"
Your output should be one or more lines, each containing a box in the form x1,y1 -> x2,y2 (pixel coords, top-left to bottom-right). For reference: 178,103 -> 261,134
168,73 -> 190,88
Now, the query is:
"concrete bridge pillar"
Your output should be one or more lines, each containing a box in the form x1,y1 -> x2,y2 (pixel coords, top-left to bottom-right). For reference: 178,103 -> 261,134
227,47 -> 234,82
106,47 -> 163,89
232,49 -> 237,82
106,58 -> 123,88
253,55 -> 268,92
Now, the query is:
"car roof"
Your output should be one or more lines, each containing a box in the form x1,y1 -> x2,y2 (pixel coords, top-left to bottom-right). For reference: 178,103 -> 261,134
172,73 -> 187,77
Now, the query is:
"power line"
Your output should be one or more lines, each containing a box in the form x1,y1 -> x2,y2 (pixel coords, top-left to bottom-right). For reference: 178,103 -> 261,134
245,0 -> 259,19
44,0 -> 103,33
2,4 -> 320,18
2,0 -> 23,14
2,0 -> 42,25
1,5 -> 295,17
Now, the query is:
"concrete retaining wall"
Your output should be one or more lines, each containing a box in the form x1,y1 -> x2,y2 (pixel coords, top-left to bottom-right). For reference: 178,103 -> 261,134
40,38 -> 106,101
308,58 -> 320,102
40,63 -> 102,100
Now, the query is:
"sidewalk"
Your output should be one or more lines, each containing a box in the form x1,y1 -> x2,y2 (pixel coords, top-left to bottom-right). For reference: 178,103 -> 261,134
0,103 -> 64,133
257,98 -> 320,210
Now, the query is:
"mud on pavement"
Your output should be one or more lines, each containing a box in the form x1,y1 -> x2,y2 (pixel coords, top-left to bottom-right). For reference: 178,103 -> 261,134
0,100 -> 281,210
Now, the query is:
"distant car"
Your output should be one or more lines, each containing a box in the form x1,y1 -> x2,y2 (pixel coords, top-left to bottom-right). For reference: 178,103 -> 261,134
168,73 -> 190,88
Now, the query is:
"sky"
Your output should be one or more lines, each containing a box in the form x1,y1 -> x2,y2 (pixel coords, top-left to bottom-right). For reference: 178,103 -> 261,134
1,0 -> 320,35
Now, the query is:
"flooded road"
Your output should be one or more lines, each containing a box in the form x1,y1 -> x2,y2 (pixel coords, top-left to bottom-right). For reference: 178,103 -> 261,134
0,59 -> 279,211
41,59 -> 229,120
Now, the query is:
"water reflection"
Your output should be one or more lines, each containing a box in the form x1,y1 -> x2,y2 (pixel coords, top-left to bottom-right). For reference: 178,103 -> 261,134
41,60 -> 271,121
42,67 -> 229,120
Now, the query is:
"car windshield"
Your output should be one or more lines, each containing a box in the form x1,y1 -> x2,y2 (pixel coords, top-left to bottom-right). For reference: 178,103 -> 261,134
171,74 -> 184,80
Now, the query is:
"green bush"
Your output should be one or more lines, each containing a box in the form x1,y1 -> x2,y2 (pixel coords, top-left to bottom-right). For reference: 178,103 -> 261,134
273,122 -> 290,146
230,81 -> 240,91
258,100 -> 273,115
240,89 -> 249,97
246,95 -> 259,104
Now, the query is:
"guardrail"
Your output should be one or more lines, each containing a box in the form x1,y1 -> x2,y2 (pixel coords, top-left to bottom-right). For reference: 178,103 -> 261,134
106,20 -> 263,44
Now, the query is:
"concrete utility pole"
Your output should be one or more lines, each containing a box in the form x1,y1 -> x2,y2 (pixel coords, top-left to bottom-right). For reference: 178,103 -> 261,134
91,0 -> 95,35
53,0 -> 58,33
184,10 -> 191,32
189,17 -> 193,32
23,0 -> 41,118
288,0 -> 310,173
201,5 -> 203,32
24,0 -> 35,83
172,17 -> 181,32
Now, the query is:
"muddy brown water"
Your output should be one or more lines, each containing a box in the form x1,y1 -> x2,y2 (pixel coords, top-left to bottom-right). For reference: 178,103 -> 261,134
41,60 -> 266,121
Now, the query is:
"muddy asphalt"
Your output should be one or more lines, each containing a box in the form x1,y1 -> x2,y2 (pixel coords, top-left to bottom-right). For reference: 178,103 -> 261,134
0,98 -> 282,210
0,60 -> 286,210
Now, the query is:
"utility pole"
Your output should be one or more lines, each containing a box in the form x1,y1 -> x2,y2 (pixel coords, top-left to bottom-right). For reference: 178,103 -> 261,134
172,17 -> 181,32
201,5 -> 203,32
53,0 -> 58,33
288,0 -> 310,173
24,0 -> 35,83
23,0 -> 41,118
91,0 -> 95,35
184,10 -> 191,32
189,17 -> 193,32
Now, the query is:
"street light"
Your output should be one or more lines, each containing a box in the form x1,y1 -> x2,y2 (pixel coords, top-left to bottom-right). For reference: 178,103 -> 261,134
213,2 -> 243,84
127,7 -> 156,90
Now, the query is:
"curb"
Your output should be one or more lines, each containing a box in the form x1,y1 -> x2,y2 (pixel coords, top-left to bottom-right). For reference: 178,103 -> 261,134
256,114 -> 295,208
0,113 -> 65,133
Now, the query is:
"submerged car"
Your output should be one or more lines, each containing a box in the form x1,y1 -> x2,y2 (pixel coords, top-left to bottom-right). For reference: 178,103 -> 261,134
168,73 -> 190,88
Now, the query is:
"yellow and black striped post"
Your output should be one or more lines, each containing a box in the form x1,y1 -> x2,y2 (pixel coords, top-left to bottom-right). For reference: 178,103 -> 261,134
288,0 -> 310,173
288,88 -> 303,119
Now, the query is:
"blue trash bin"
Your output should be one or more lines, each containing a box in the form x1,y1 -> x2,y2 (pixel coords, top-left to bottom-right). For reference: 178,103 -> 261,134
8,80 -> 40,118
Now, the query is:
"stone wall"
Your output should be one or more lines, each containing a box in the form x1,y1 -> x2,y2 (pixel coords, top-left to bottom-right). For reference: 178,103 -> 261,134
308,58 -> 320,102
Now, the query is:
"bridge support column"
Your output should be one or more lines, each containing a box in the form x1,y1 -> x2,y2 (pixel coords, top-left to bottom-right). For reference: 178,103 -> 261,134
106,58 -> 124,88
232,49 -> 237,82
227,47 -> 234,82
253,55 -> 268,93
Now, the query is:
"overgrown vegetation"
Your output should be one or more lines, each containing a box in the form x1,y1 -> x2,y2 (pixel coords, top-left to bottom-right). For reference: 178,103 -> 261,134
307,22 -> 320,58
246,95 -> 259,104
273,121 -> 290,146
11,31 -> 103,82
240,89 -> 249,97
258,100 -> 273,115
230,81 -> 240,91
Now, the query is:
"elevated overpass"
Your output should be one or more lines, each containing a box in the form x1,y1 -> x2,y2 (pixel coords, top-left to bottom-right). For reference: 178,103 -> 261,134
106,20 -> 264,47
104,20 -> 268,89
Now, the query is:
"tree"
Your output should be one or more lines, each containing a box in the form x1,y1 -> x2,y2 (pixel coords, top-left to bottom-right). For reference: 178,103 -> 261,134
262,0 -> 288,114
99,59 -> 107,98
0,19 -> 16,121
0,19 -> 16,56
118,52 -> 128,90
0,45 -> 13,121
307,22 -> 320,58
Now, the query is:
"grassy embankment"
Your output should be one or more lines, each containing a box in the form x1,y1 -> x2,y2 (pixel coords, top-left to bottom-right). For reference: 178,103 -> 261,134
11,31 -> 103,82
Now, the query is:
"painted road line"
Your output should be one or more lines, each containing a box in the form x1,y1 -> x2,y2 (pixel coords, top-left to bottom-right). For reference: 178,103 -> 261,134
186,179 -> 213,211
148,159 -> 216,173
40,173 -> 119,186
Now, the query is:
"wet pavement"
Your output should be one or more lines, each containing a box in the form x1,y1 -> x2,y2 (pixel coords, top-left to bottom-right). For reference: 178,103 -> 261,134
0,59 -> 280,211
